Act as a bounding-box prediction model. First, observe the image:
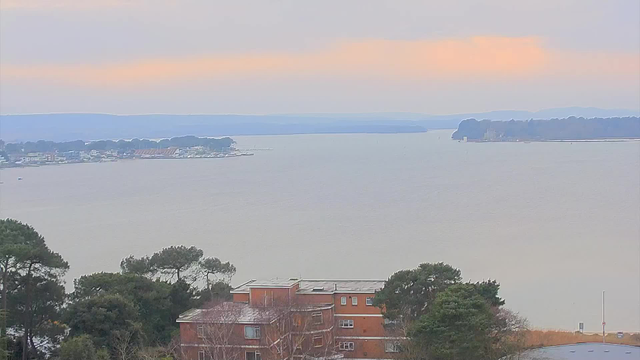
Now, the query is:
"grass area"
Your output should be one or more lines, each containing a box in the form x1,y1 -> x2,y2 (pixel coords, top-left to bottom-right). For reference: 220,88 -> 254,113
525,330 -> 640,347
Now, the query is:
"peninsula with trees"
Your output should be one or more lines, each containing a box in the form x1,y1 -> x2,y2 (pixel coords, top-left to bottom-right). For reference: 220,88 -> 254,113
0,136 -> 252,168
451,116 -> 640,142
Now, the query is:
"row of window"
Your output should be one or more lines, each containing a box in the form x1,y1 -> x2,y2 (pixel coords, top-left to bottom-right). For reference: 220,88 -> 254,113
199,351 -> 264,360
338,319 -> 354,328
337,341 -> 402,353
339,296 -> 374,306
197,324 -> 261,339
200,316 -> 388,337
197,341 -> 400,360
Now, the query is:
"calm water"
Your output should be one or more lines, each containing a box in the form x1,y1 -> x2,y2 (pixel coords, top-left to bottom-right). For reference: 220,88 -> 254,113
1,130 -> 638,332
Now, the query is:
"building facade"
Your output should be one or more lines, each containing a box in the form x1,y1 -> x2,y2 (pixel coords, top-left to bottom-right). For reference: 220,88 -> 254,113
178,279 -> 402,360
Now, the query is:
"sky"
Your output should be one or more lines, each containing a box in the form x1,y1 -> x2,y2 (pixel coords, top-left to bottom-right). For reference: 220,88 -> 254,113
0,0 -> 639,115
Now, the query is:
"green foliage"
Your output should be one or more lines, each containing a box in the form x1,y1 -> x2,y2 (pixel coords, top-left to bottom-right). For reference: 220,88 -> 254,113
59,335 -> 97,360
96,349 -> 111,360
373,262 -> 461,321
410,284 -> 497,360
452,116 -> 640,141
65,293 -> 140,348
2,220 -> 235,358
7,275 -> 67,353
0,219 -> 68,359
72,272 -> 175,344
149,246 -> 203,281
376,263 -> 526,360
199,257 -> 236,285
120,256 -> 155,277
4,136 -> 235,154
169,280 -> 196,322
473,280 -> 505,307
195,281 -> 233,306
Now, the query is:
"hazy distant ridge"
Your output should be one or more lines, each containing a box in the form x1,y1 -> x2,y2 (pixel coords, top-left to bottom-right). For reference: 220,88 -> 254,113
1,107 -> 637,142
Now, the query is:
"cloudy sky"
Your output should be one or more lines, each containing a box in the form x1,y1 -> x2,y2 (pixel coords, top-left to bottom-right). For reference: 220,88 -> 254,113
1,0 -> 638,114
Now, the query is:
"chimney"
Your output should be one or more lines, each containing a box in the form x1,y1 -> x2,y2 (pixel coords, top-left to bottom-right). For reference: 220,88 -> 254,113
334,283 -> 338,291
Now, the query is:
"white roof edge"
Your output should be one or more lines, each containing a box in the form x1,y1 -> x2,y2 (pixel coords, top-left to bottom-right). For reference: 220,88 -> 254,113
297,290 -> 379,294
231,279 -> 256,293
302,279 -> 386,282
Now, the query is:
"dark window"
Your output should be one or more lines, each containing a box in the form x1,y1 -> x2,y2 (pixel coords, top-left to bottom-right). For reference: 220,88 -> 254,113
313,336 -> 324,347
312,312 -> 323,325
244,326 -> 261,339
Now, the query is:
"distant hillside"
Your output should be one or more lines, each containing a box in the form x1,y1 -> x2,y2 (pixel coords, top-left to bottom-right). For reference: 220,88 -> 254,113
0,114 -> 430,142
1,107 -> 637,142
451,117 -> 640,141
3,136 -> 235,154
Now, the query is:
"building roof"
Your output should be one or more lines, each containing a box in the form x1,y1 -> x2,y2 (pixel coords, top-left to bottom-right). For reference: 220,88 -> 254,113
298,279 -> 385,294
233,279 -> 300,291
177,302 -> 279,324
231,278 -> 385,294
519,343 -> 639,360
133,148 -> 177,156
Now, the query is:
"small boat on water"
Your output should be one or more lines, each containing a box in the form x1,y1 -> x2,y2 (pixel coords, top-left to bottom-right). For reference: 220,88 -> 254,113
17,177 -> 23,180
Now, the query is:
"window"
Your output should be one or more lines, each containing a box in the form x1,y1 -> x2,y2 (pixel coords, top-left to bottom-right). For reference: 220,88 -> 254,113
366,297 -> 374,306
384,318 -> 401,325
198,350 -> 206,360
339,319 -> 354,328
312,312 -> 323,325
385,341 -> 401,353
351,296 -> 358,306
244,326 -> 261,339
197,324 -> 205,338
339,342 -> 355,351
340,296 -> 347,305
313,335 -> 324,347
246,352 -> 261,360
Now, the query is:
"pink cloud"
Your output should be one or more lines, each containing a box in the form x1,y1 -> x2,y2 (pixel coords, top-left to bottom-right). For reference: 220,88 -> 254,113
1,36 -> 637,88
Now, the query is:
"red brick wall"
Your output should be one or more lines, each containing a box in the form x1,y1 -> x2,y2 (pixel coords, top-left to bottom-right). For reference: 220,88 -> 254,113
337,338 -> 391,359
250,288 -> 293,306
334,293 -> 380,314
233,293 -> 249,302
335,315 -> 386,337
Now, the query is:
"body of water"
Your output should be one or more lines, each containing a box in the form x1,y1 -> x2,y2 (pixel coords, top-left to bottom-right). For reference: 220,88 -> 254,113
1,130 -> 638,332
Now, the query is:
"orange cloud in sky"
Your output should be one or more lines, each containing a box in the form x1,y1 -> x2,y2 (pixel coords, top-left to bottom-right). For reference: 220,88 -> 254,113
1,36 -> 637,88
0,0 -> 132,10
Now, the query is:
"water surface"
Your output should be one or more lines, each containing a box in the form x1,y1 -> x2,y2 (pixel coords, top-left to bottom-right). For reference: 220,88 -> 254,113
1,130 -> 638,331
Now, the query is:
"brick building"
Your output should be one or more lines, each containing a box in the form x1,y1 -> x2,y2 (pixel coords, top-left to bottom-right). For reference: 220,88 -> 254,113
178,279 -> 403,360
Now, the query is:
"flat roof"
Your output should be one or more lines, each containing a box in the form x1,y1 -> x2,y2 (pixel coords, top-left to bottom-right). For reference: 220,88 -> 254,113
230,279 -> 300,293
177,302 -> 278,324
519,343 -> 639,360
232,278 -> 385,294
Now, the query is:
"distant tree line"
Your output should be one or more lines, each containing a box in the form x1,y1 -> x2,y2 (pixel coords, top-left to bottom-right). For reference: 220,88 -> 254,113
451,117 -> 640,141
0,219 -> 235,360
2,136 -> 235,155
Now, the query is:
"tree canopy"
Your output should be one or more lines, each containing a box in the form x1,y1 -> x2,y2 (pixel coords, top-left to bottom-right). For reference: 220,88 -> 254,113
149,246 -> 204,282
373,262 -> 461,321
410,284 -> 499,360
452,117 -> 640,141
375,263 -> 526,360
0,219 -> 69,360
3,136 -> 235,155
0,219 -> 236,360
59,335 -> 98,360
